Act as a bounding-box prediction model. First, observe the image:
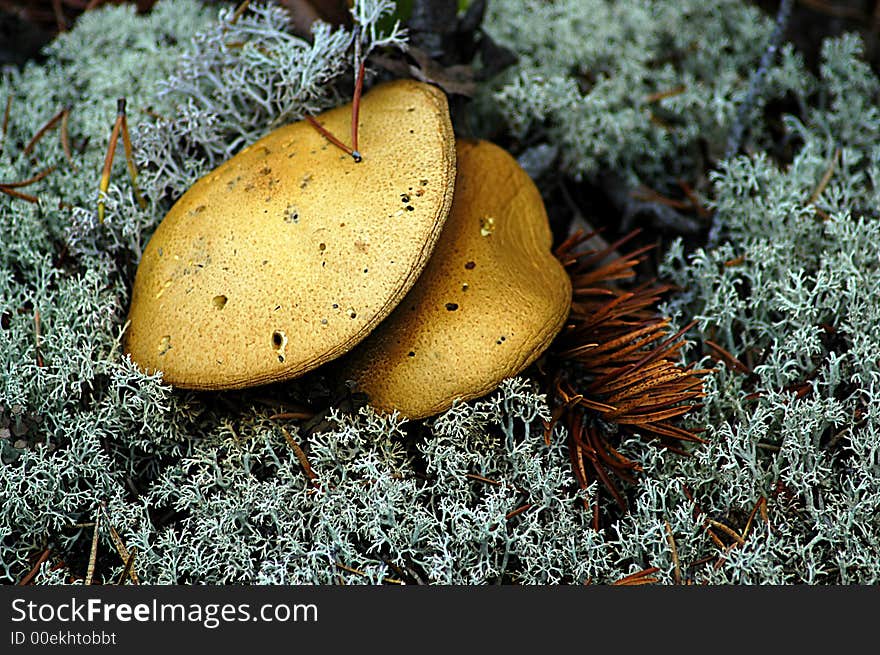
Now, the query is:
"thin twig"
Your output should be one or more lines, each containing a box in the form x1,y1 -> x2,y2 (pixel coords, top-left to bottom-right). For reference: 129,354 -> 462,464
34,309 -> 43,367
305,115 -> 357,159
705,518 -> 746,546
505,503 -> 534,521
335,561 -> 404,585
350,58 -> 365,161
98,100 -> 124,223
228,0 -> 251,26
23,107 -> 67,157
18,549 -> 51,586
100,504 -> 139,584
0,95 -> 11,151
807,146 -> 841,208
724,0 -> 794,160
85,512 -> 101,586
269,411 -> 315,421
665,521 -> 682,585
612,567 -> 660,586
60,106 -> 74,168
0,187 -> 38,203
644,85 -> 687,103
280,426 -> 319,487
116,547 -> 138,585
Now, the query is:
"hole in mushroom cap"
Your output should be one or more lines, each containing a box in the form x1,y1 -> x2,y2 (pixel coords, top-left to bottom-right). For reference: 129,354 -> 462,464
445,302 -> 459,311
272,330 -> 288,363
212,295 -> 228,309
464,261 -> 476,270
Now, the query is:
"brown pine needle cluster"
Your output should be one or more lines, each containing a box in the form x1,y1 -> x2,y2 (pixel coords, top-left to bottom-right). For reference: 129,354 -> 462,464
544,230 -> 710,522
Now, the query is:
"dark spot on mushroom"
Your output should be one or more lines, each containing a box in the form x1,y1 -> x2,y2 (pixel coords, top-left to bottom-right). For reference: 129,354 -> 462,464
212,295 -> 227,309
407,107 -> 415,112
363,268 -> 368,273
262,260 -> 268,266
349,309 -> 357,319
401,193 -> 410,203
465,261 -> 476,270
421,179 -> 428,186
278,354 -> 285,363
244,183 -> 254,192
406,205 -> 414,211
332,303 -> 339,309
259,166 -> 271,176
284,205 -> 299,223
189,205 -> 206,216
272,331 -> 284,347
409,129 -> 414,134
408,351 -> 415,357
462,283 -> 469,291
319,242 -> 326,251
445,303 -> 459,311
300,174 -> 312,189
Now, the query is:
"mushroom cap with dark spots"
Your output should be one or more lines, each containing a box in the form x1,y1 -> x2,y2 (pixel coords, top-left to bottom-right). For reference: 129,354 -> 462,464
343,138 -> 572,419
124,80 -> 456,390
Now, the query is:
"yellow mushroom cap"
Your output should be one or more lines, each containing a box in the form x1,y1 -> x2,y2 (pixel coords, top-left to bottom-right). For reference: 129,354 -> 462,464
124,80 -> 456,389
343,138 -> 572,419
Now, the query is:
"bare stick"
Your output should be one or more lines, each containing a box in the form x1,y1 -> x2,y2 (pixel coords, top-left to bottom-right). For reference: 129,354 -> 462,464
34,309 -> 43,367
116,547 -> 138,586
0,95 -> 11,152
18,549 -> 51,586
665,521 -> 682,585
23,107 -> 67,157
101,504 -> 139,584
85,512 -> 101,586
119,110 -> 146,208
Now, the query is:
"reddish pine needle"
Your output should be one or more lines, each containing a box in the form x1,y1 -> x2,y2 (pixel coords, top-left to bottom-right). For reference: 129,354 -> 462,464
351,59 -> 365,161
98,98 -> 145,222
18,549 -> 51,586
305,115 -> 357,160
1,95 -> 11,150
23,107 -> 67,157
